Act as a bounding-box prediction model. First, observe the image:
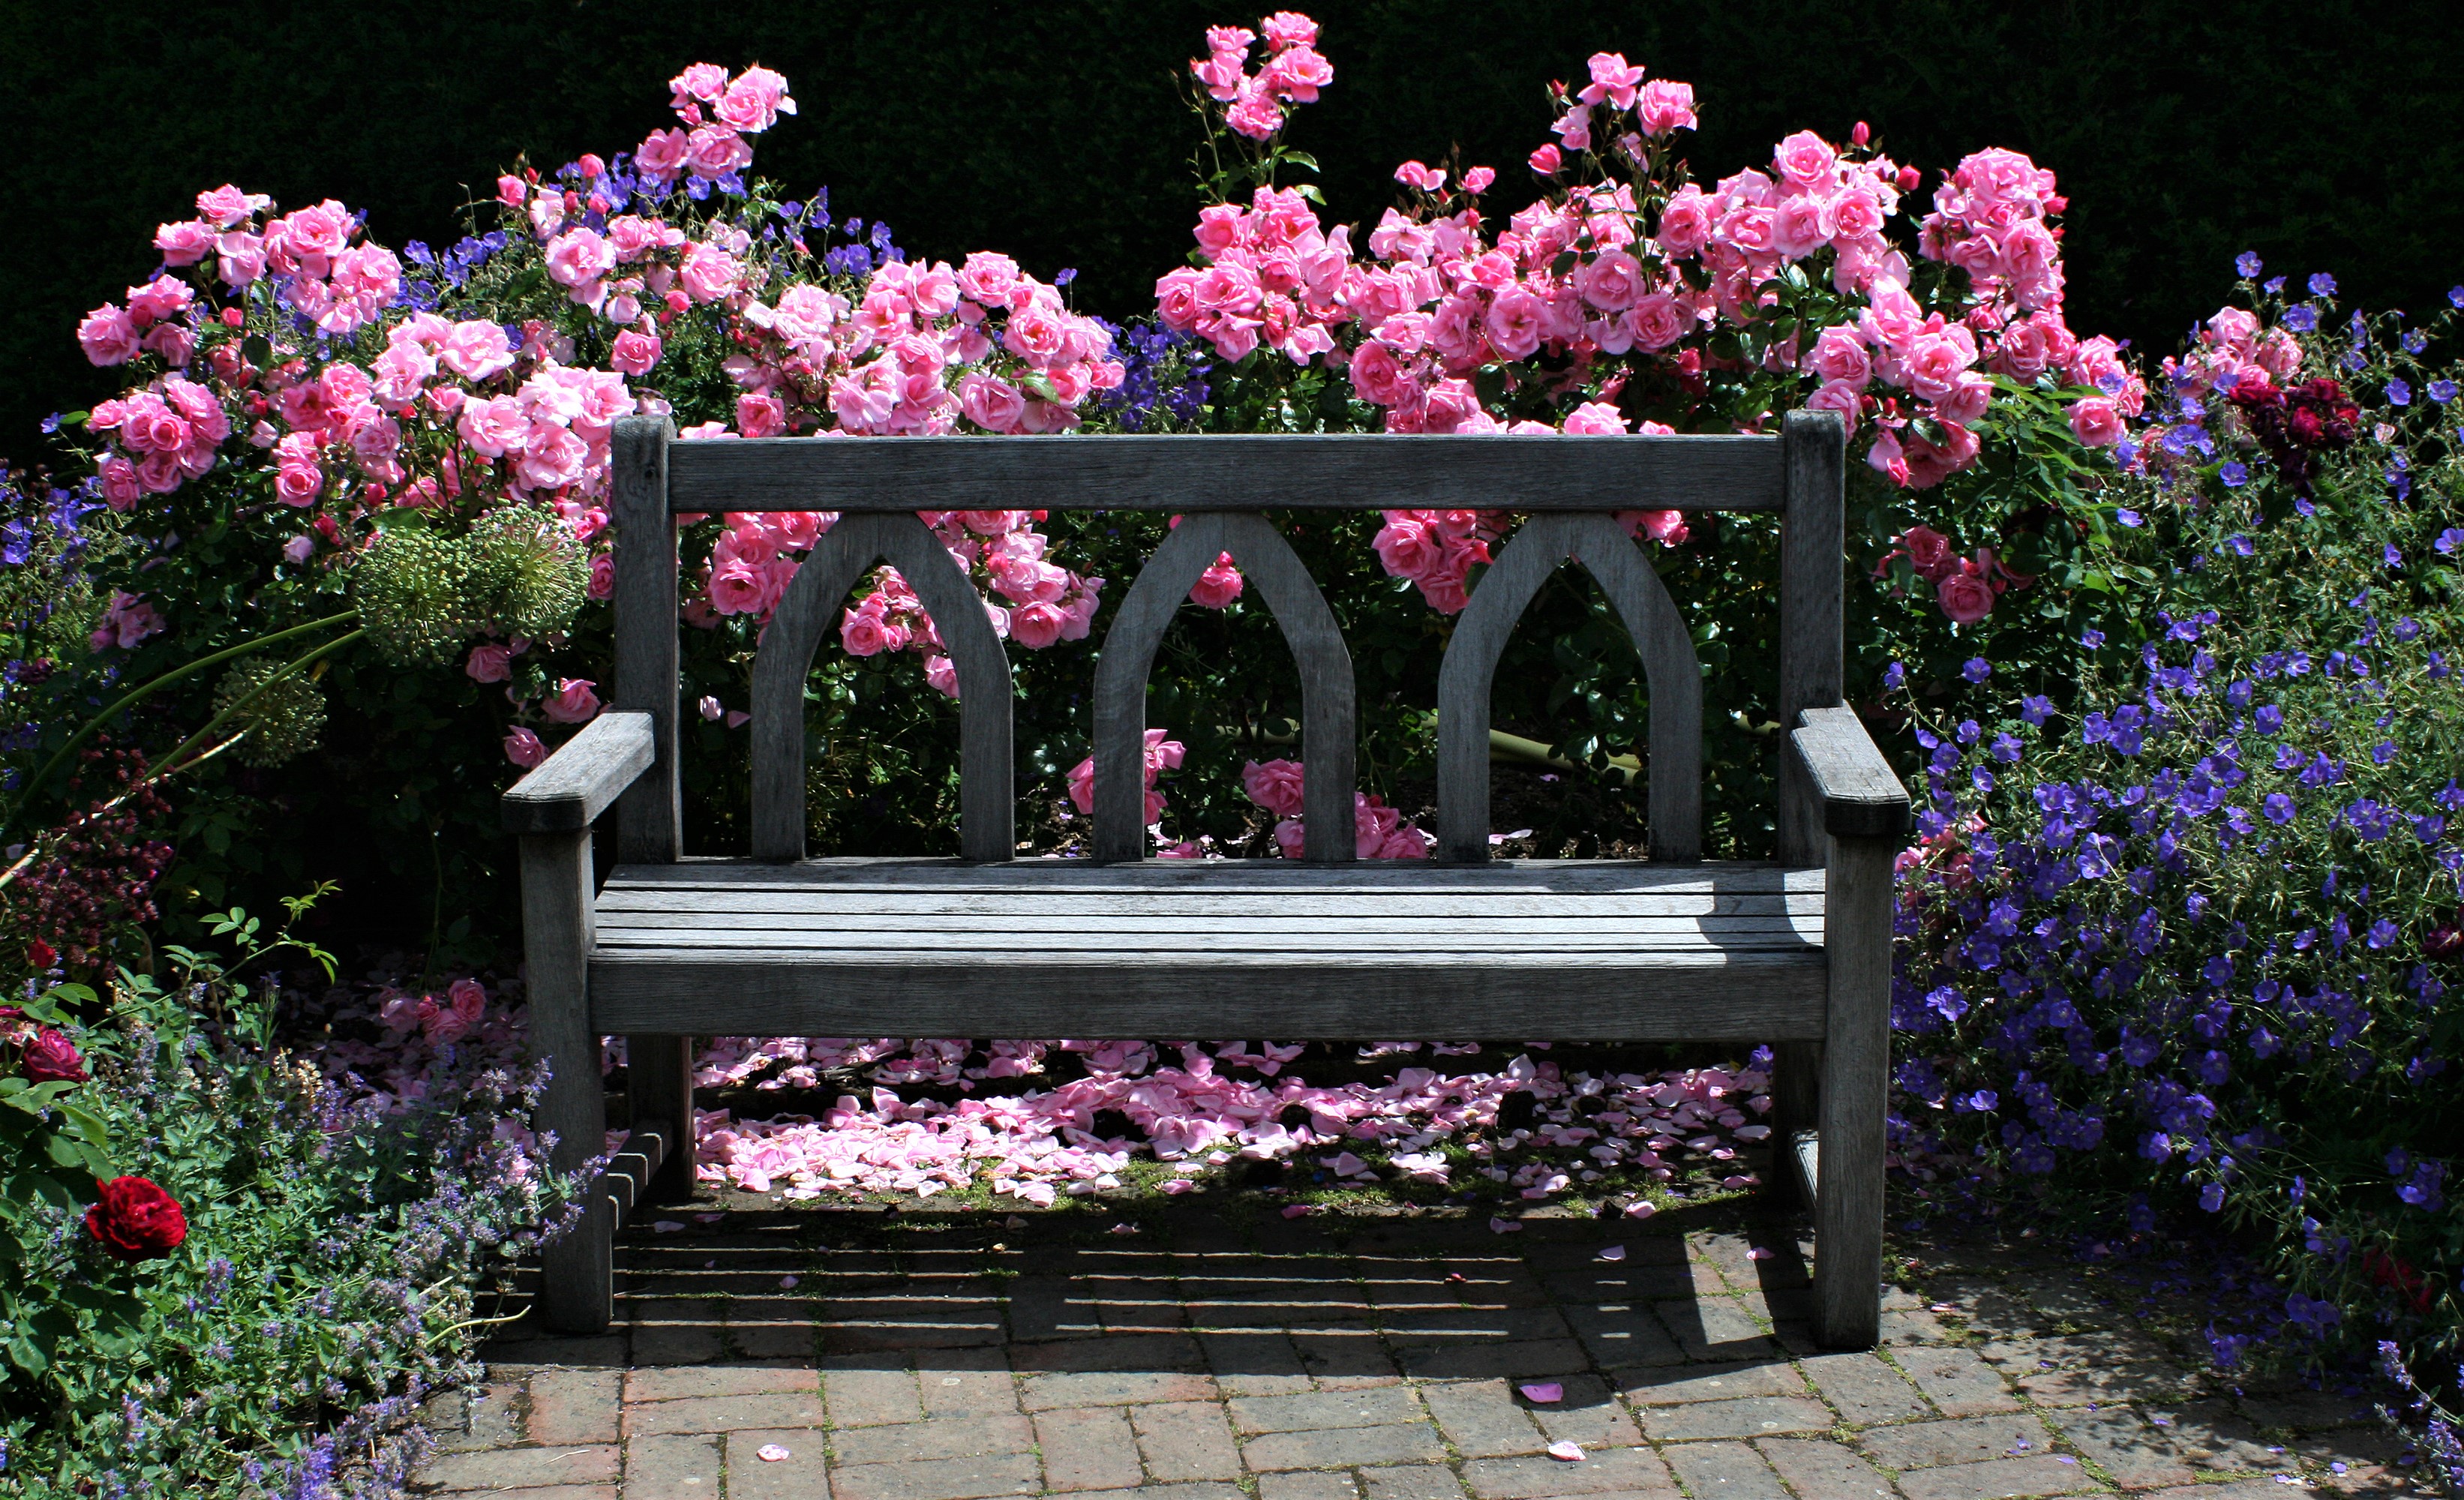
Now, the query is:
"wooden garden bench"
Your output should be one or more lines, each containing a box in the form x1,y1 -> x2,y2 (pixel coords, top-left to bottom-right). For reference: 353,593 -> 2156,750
502,410 -> 1908,1347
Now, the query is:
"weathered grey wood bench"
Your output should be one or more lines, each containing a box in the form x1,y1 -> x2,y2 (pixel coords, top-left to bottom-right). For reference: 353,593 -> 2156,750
502,410 -> 1908,1346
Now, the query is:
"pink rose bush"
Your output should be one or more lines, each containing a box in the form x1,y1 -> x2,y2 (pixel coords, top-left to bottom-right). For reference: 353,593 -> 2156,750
1153,16 -> 2141,626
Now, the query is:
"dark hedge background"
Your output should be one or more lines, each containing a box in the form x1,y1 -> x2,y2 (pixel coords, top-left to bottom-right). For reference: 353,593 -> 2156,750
6,0 -> 2461,460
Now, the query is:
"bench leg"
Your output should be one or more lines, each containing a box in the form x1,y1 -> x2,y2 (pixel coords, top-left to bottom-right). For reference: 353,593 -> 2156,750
521,829 -> 614,1335
627,1035 -> 698,1201
1814,833 -> 1893,1348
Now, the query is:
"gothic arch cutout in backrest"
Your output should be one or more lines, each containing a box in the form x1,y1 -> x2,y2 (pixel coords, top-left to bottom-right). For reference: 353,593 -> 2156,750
1091,512 -> 1355,862
749,511 -> 1014,862
1434,512 -> 1702,863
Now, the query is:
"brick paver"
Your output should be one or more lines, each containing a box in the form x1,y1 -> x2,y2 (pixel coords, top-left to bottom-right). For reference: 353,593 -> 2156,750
412,1200 -> 2397,1500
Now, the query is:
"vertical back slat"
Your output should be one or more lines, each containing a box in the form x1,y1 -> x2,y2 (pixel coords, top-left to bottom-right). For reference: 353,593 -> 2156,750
1436,513 -> 1701,862
611,416 -> 680,863
751,511 -> 1015,862
1777,410 -> 1847,866
1091,512 -> 1355,862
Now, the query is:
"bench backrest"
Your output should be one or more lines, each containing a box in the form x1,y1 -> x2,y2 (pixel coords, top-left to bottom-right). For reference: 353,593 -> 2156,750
604,412 -> 1847,869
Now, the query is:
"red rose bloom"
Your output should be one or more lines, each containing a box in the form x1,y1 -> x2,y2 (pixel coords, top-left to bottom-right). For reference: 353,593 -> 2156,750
21,1026 -> 85,1084
84,1176 -> 188,1261
26,939 -> 56,969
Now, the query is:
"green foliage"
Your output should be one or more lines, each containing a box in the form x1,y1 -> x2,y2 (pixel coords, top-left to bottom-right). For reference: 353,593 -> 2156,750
0,892 -> 584,1496
209,657 -> 327,769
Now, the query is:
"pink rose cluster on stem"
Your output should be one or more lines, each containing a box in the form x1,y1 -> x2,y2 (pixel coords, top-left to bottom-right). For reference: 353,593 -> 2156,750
86,376 -> 229,505
730,250 -> 1121,440
1190,12 -> 1333,141
630,64 -> 797,198
1067,728 -> 1186,830
89,590 -> 165,652
1873,522 -> 2030,625
1240,757 -> 1432,859
2155,302 -> 2305,407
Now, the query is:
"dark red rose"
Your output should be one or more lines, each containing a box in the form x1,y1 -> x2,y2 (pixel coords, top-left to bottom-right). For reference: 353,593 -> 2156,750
2428,925 -> 2463,961
84,1176 -> 188,1261
25,939 -> 55,969
20,1026 -> 84,1084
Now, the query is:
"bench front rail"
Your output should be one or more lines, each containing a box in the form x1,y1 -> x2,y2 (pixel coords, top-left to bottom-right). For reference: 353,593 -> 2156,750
502,411 -> 1908,1347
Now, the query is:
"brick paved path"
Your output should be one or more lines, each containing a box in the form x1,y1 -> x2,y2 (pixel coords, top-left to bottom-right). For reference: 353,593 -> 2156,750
410,1204 -> 2408,1500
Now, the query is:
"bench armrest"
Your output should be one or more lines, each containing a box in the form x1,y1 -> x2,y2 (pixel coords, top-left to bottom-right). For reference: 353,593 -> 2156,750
1789,706 -> 1910,840
503,710 -> 656,834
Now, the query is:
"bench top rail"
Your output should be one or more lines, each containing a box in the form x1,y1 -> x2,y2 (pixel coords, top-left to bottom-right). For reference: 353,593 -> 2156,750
668,431 -> 1787,514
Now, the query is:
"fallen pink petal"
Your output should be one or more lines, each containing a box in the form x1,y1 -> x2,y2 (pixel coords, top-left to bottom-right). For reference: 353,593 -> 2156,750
1519,1382 -> 1564,1403
1547,1442 -> 1586,1462
757,1444 -> 791,1462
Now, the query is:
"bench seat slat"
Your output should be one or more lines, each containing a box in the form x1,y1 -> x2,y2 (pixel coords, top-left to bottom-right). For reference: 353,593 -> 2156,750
586,856 -> 1827,1041
587,955 -> 1826,1041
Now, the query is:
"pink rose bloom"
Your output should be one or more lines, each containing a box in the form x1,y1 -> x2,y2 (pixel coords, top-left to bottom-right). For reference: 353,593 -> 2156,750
541,678 -> 601,724
274,457 -> 324,507
1241,758 -> 1306,818
497,174 -> 527,207
1656,188 -> 1715,256
1577,50 -> 1644,109
716,66 -> 795,133
1901,422 -> 1979,489
545,227 -> 616,292
440,321 -> 517,382
959,371 -> 1028,433
1627,292 -> 1690,352
1225,78 -> 1285,140
455,395 -> 529,458
679,242 -> 742,304
99,455 -> 142,510
1560,401 -> 1628,435
1829,184 -> 1886,243
1934,373 -> 1994,428
2255,327 -> 2302,379
1994,316 -> 2051,382
1528,144 -> 1563,175
708,560 -> 769,616
1808,326 -> 1871,386
1805,379 -> 1863,432
1371,514 -> 1441,579
1577,248 -> 1646,312
504,728 -> 548,768
195,183 -> 266,229
514,421 -> 588,490
2066,396 -> 2123,447
1770,196 -> 1830,260
609,328 -> 662,376
1272,818 -> 1307,858
1377,826 -> 1431,860
1634,79 -> 1697,136
1260,11 -> 1317,49
839,604 -> 893,656
1010,600 -> 1067,649
77,305 -> 140,366
635,128 -> 689,180
1393,160 -> 1446,192
923,654 -> 961,700
1773,130 -> 1838,194
588,553 -> 615,600
1618,508 -> 1689,545
683,125 -> 753,180
1189,554 -> 1244,610
215,231 -> 266,288
736,392 -> 788,439
154,220 -> 215,266
1935,569 -> 1996,624
467,643 -> 514,682
1483,286 -> 1547,360
1347,340 -> 1410,406
1903,328 -> 1977,400
1900,524 -> 1957,581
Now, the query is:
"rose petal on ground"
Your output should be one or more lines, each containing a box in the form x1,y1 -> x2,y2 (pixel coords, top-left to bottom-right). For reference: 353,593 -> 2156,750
1547,1442 -> 1586,1462
1520,1382 -> 1564,1403
1488,1216 -> 1523,1234
692,1211 -> 725,1223
758,1444 -> 791,1462
1281,1204 -> 1315,1219
1597,1244 -> 1625,1262
779,1275 -> 800,1288
1110,1222 -> 1139,1234
1161,1178 -> 1196,1194
1625,1202 -> 1657,1219
651,1220 -> 685,1233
